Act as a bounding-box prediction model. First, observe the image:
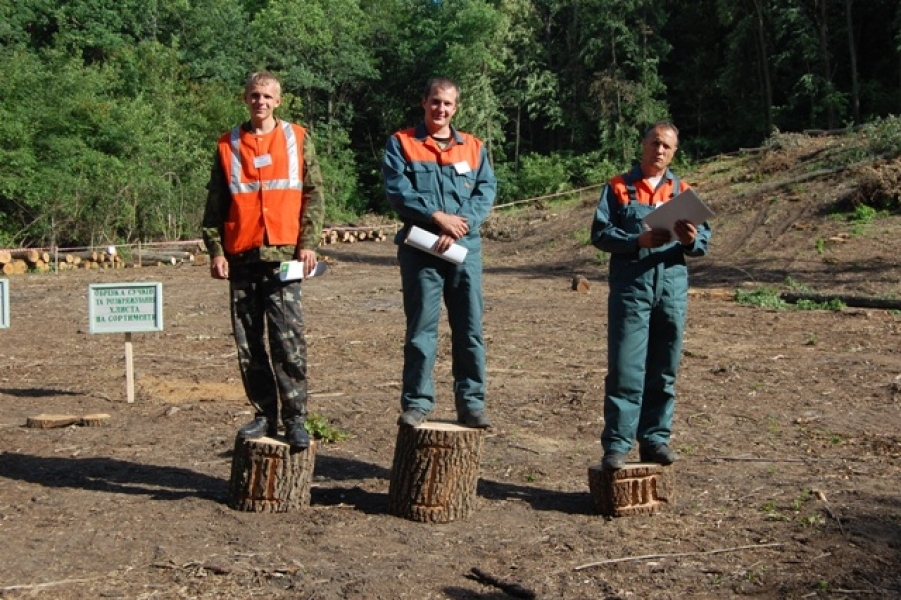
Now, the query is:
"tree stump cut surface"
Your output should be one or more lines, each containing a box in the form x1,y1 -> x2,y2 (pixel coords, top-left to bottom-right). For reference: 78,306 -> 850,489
228,435 -> 316,513
588,463 -> 675,517
388,422 -> 485,523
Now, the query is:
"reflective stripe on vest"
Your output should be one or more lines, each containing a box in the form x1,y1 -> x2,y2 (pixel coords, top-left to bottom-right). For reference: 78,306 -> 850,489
227,120 -> 302,195
219,120 -> 306,255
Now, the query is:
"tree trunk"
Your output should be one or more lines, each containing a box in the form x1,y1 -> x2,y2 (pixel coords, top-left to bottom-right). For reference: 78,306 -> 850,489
845,0 -> 860,124
388,422 -> 485,523
228,435 -> 317,513
588,463 -> 675,517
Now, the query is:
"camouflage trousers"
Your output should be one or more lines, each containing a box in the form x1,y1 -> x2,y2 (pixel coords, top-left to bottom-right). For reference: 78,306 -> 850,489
229,262 -> 308,423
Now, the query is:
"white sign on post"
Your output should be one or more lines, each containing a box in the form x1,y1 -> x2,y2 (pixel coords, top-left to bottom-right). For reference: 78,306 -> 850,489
0,278 -> 8,329
89,282 -> 163,333
88,283 -> 163,403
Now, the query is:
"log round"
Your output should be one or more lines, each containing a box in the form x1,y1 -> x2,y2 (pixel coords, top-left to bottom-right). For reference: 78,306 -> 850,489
227,435 -> 317,513
388,422 -> 485,523
587,463 -> 675,517
79,413 -> 111,427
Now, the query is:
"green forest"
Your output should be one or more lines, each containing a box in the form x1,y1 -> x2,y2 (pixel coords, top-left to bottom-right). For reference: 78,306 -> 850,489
1,0 -> 899,249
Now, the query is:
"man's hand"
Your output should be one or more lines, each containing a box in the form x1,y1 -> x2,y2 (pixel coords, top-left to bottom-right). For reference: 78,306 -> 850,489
673,219 -> 697,246
431,211 -> 469,240
210,255 -> 229,280
432,233 -> 456,254
637,228 -> 673,248
297,248 -> 318,278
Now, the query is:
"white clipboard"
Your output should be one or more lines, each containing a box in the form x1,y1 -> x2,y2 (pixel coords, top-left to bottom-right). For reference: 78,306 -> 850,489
641,188 -> 714,234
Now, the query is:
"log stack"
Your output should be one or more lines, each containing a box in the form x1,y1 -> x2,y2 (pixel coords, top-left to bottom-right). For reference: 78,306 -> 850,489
0,246 -> 206,274
319,226 -> 392,246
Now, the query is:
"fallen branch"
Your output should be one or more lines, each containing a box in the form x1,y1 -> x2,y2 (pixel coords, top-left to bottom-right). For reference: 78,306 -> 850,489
812,489 -> 846,538
574,543 -> 784,571
466,567 -> 537,599
715,457 -> 806,463
0,577 -> 96,592
780,292 -> 901,311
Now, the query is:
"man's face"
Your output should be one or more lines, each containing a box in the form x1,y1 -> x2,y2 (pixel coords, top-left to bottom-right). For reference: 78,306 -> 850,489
421,85 -> 458,134
641,126 -> 678,173
244,81 -> 282,123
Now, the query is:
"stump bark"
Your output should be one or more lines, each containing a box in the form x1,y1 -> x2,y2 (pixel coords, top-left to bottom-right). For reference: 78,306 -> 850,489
388,422 -> 485,523
228,435 -> 317,513
588,463 -> 675,517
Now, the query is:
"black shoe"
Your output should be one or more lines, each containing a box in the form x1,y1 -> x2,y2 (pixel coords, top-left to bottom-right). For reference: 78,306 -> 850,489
457,410 -> 491,429
640,444 -> 678,465
601,452 -> 626,471
238,416 -> 276,439
397,409 -> 427,427
284,418 -> 310,451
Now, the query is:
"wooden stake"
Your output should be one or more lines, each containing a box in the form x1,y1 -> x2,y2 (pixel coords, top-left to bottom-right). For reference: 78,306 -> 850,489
125,332 -> 134,403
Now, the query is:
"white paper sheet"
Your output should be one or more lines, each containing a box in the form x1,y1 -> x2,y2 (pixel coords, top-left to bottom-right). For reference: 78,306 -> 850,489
404,225 -> 468,265
641,188 -> 715,234
279,260 -> 328,281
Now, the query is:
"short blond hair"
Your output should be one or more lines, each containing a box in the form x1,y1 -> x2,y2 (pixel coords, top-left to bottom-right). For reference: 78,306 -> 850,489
244,71 -> 281,97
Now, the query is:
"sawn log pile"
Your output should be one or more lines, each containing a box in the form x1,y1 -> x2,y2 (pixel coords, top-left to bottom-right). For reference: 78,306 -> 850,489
0,225 -> 395,276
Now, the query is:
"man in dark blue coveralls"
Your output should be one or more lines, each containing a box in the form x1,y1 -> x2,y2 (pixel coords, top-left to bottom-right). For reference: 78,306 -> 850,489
382,77 -> 497,429
591,121 -> 712,470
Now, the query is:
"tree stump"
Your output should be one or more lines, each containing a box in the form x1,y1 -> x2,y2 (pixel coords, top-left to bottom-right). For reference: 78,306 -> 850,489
388,422 -> 485,523
227,435 -> 317,513
79,413 -> 111,427
588,463 -> 675,517
26,414 -> 80,429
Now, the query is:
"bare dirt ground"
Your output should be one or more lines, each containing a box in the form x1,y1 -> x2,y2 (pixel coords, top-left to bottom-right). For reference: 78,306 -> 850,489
1,132 -> 900,599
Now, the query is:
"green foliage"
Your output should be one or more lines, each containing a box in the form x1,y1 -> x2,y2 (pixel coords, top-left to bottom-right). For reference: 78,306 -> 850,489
513,152 -> 572,200
304,412 -> 348,443
850,203 -> 878,224
795,298 -> 845,311
862,116 -> 901,158
2,0 -> 901,248
814,237 -> 825,254
736,280 -> 845,311
734,287 -> 789,309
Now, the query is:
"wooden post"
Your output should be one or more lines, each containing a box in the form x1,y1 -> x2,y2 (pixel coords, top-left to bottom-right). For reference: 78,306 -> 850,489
388,422 -> 485,523
587,463 -> 675,517
228,435 -> 317,513
124,332 -> 134,403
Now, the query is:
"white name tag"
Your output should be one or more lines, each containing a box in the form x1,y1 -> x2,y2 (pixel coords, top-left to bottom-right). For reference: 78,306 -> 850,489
253,154 -> 273,169
453,161 -> 471,175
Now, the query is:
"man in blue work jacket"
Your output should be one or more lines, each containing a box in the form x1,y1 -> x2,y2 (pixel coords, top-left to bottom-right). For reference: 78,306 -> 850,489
382,77 -> 497,429
591,121 -> 712,470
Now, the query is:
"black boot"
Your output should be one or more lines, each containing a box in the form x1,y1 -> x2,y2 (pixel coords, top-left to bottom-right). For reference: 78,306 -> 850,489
238,415 -> 277,439
284,417 -> 310,450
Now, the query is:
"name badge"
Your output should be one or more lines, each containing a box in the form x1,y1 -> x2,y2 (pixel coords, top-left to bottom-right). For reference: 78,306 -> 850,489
253,154 -> 273,169
453,161 -> 471,175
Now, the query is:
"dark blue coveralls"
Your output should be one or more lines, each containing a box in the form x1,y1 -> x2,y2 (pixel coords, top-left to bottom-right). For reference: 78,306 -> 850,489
382,123 -> 497,417
590,165 -> 712,455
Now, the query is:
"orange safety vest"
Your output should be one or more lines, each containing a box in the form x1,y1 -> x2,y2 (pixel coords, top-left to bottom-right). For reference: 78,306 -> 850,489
394,128 -> 483,173
609,170 -> 685,207
218,120 -> 306,255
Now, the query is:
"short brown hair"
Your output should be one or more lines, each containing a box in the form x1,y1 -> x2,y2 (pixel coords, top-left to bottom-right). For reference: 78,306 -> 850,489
422,77 -> 460,104
643,121 -> 679,141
